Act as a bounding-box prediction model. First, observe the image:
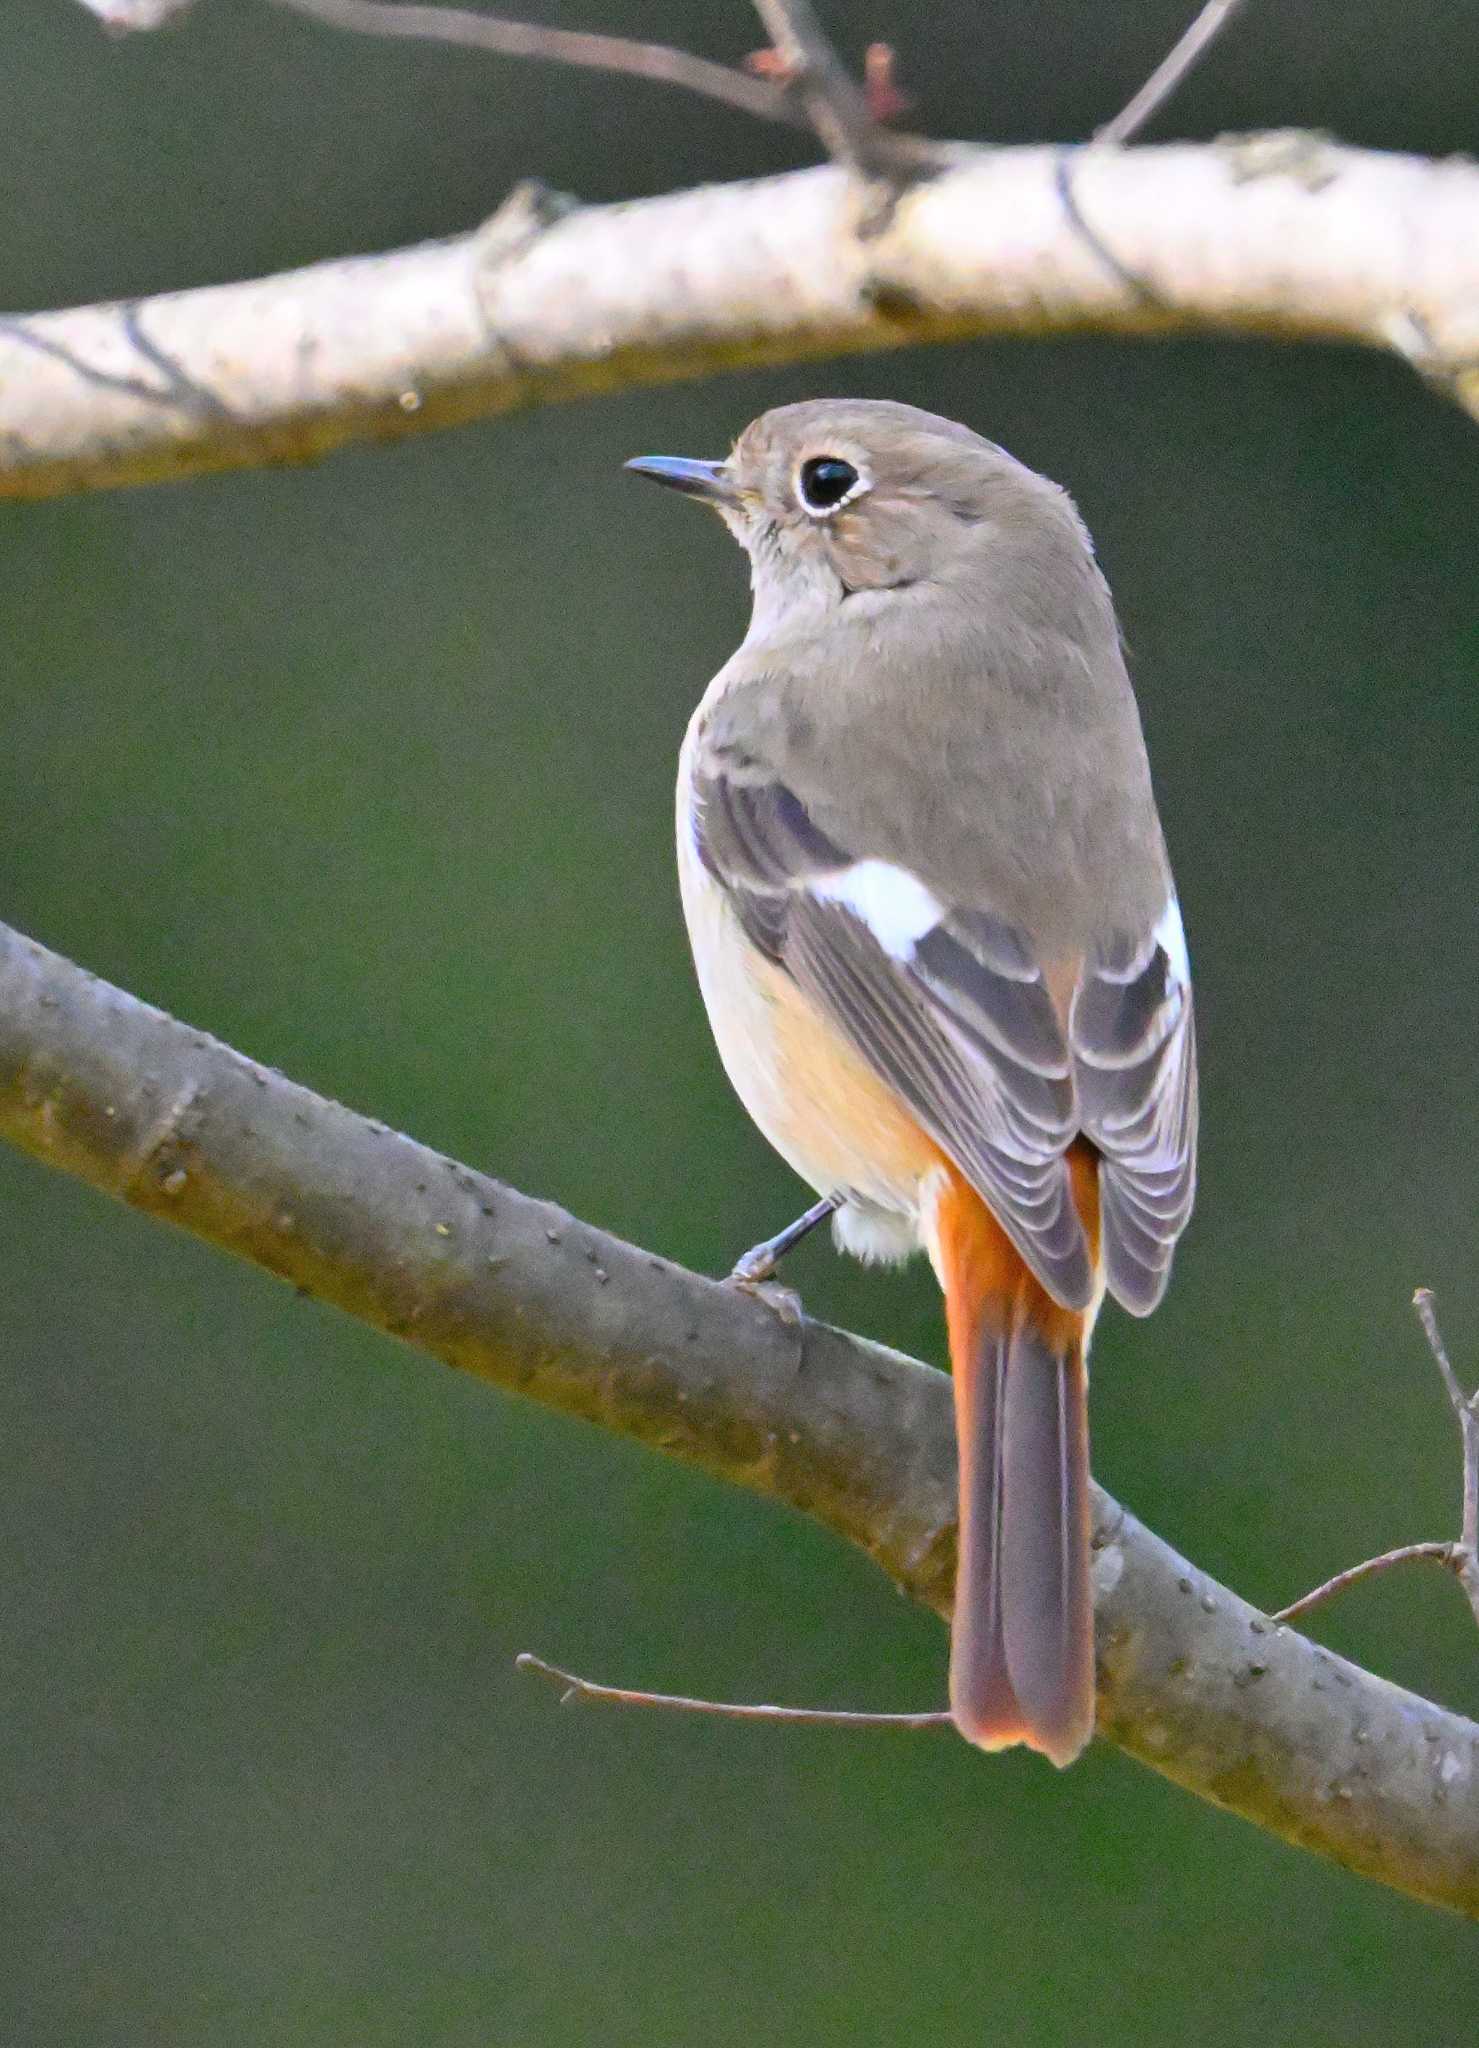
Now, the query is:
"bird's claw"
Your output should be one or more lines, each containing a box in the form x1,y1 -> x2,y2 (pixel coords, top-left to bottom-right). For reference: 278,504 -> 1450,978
728,1243 -> 779,1287
726,1272 -> 806,1326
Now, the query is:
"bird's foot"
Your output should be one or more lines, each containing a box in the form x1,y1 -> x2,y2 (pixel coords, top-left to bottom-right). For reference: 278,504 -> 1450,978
726,1194 -> 840,1288
723,1194 -> 840,1324
725,1271 -> 806,1326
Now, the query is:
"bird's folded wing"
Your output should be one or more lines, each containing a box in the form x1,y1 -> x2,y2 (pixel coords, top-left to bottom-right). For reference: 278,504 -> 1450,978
1070,913 -> 1198,1314
691,758 -> 1196,1316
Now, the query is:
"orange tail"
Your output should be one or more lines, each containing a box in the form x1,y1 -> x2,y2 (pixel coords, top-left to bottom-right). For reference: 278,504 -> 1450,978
932,1156 -> 1099,1768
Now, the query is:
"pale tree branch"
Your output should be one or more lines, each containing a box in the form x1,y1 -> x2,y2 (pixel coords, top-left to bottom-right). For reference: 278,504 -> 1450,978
3,917 -> 1478,1919
3,133 -> 1478,502
34,0 -> 1479,492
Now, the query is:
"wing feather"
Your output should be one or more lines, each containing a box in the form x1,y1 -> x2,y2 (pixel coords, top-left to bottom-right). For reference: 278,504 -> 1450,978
688,754 -> 1196,1314
1072,904 -> 1197,1314
787,895 -> 1095,1308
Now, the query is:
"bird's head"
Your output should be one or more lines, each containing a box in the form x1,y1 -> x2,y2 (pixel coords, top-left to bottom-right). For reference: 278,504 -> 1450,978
626,398 -> 1093,636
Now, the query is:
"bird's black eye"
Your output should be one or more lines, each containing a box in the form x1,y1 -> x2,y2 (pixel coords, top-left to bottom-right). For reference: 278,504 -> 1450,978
797,456 -> 861,514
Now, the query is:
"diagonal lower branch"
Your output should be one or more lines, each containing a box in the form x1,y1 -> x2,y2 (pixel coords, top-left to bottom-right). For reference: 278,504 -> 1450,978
2,918 -> 1478,1919
2,136 -> 1477,501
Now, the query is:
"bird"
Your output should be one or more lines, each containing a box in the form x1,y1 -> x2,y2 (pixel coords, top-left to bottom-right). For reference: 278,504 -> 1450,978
626,400 -> 1196,1767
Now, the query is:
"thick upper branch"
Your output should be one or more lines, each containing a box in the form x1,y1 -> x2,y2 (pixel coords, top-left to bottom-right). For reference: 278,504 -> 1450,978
2,918 -> 1477,1918
2,136 -> 1476,500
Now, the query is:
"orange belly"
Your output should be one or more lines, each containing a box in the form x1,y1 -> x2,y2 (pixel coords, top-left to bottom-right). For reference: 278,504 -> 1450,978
677,799 -> 938,1230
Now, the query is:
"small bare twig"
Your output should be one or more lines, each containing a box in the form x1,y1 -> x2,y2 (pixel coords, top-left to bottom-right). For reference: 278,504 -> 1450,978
1415,1288 -> 1479,1623
1095,0 -> 1249,148
266,0 -> 802,128
131,0 -> 945,165
862,42 -> 911,126
516,1654 -> 953,1729
1271,1543 -> 1459,1626
1272,1291 -> 1479,1632
749,0 -> 938,176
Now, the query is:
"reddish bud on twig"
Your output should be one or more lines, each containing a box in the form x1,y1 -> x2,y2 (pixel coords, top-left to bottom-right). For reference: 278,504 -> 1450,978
863,44 -> 912,125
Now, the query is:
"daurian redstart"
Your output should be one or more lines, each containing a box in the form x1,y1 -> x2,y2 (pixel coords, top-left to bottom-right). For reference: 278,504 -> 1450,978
629,401 -> 1196,1765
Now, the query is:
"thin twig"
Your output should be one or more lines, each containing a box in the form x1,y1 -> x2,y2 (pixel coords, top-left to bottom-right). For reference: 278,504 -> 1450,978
1415,1289 -> 1479,1625
516,1654 -> 954,1729
1415,1288 -> 1478,1423
1095,0 -> 1249,148
862,42 -> 911,125
1272,1291 -> 1479,1634
267,0 -> 803,128
94,0 -> 932,163
1271,1543 -> 1457,1626
749,0 -> 937,175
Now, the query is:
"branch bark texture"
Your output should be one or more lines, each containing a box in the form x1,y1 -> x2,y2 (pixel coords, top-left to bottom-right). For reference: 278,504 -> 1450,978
2,920 -> 1477,1918
2,136 -> 1476,500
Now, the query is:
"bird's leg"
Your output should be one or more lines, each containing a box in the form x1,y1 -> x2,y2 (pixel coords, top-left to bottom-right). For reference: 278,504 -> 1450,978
729,1193 -> 840,1286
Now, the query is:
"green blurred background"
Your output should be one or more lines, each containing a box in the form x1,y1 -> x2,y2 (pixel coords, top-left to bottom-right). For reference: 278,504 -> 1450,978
3,3 -> 1477,2042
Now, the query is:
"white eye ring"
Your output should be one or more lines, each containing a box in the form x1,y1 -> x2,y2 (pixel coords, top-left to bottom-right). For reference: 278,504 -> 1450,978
795,455 -> 869,519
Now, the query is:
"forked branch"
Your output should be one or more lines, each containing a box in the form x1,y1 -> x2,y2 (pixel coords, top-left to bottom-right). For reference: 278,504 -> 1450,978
746,0 -> 937,175
79,0 -> 1251,164
86,0 -> 911,144
1275,1293 -> 1479,1631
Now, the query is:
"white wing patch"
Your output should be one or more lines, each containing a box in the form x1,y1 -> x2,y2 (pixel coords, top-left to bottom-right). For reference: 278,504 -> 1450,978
1154,895 -> 1191,988
810,859 -> 945,962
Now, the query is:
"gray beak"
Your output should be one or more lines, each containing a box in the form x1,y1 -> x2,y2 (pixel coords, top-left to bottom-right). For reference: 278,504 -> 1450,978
624,455 -> 736,504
